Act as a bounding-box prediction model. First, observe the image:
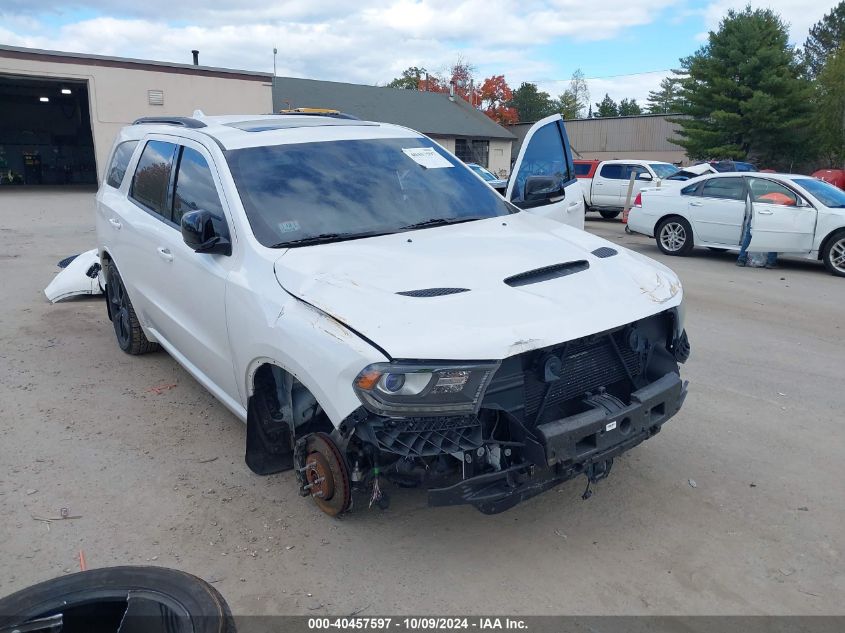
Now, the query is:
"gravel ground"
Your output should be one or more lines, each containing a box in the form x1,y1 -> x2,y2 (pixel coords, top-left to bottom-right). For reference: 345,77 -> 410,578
0,189 -> 842,615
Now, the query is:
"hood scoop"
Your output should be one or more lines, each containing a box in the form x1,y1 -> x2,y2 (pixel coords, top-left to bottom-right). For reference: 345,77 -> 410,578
396,287 -> 470,298
504,260 -> 590,287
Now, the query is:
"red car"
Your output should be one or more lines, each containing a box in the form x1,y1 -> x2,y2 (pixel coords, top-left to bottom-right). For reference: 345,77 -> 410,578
812,169 -> 845,191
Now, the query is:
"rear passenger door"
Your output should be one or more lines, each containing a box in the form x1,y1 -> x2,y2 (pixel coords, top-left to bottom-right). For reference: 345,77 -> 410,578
689,176 -> 746,245
506,114 -> 584,229
591,163 -> 623,207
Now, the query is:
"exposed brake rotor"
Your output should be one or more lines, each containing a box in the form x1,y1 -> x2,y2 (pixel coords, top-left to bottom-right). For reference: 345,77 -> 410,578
302,432 -> 351,516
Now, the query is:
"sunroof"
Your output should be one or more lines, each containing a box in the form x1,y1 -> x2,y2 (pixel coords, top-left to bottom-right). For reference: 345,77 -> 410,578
225,118 -> 378,132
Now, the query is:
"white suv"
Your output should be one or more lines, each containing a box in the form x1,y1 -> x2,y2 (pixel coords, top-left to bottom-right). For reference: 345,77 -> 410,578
96,112 -> 690,515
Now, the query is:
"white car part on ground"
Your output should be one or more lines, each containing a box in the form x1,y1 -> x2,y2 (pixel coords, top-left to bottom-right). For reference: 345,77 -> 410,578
44,249 -> 103,303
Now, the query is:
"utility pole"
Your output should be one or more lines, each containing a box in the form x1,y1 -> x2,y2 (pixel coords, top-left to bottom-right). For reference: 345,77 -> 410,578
273,48 -> 277,77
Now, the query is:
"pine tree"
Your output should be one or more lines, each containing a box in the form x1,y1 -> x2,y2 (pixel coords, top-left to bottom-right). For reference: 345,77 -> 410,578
594,94 -> 618,118
803,2 -> 845,78
673,7 -> 813,169
618,98 -> 642,116
646,77 -> 684,113
813,43 -> 845,166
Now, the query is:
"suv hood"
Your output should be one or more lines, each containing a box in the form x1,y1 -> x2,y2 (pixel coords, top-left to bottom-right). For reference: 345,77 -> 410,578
274,213 -> 682,360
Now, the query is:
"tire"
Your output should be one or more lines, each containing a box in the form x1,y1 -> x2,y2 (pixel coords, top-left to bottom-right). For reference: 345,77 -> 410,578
106,263 -> 159,355
599,210 -> 620,219
0,566 -> 233,633
655,216 -> 694,256
822,229 -> 845,277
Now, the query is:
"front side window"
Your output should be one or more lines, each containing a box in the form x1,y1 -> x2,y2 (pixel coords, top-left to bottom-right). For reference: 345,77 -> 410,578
173,148 -> 225,225
701,177 -> 745,201
106,141 -> 138,188
226,137 -> 513,248
511,121 -> 570,202
748,178 -> 798,207
130,140 -> 177,217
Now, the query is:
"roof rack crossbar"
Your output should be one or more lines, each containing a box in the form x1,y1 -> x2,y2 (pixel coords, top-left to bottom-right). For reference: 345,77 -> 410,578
132,116 -> 207,128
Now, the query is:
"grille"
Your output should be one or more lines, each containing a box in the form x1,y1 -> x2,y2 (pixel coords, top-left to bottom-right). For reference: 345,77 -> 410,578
396,287 -> 470,297
591,247 -> 618,258
369,416 -> 482,457
504,261 -> 589,287
522,332 -> 642,420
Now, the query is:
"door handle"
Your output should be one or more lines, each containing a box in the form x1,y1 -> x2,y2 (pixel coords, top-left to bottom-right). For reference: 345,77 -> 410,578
568,201 -> 580,208
156,247 -> 174,262
690,202 -> 703,207
108,218 -> 122,230
758,210 -> 774,215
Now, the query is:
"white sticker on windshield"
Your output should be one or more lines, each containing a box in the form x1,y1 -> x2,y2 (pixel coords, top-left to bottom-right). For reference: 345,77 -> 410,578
402,147 -> 454,169
278,220 -> 300,233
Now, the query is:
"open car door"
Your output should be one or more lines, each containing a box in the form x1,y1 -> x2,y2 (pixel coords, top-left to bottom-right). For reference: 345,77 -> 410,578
746,176 -> 816,253
505,114 -> 584,230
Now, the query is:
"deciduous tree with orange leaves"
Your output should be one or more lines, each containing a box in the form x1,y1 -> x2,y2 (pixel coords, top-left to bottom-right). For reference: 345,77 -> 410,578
480,75 -> 518,124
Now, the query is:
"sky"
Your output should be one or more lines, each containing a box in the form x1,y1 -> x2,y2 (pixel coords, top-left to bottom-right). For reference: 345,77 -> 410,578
0,0 -> 837,109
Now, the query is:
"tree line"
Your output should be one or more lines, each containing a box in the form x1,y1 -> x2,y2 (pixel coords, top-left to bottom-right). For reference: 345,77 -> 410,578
386,2 -> 845,170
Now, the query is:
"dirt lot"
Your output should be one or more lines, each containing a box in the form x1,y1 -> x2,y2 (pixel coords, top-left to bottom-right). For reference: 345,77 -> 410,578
0,189 -> 843,615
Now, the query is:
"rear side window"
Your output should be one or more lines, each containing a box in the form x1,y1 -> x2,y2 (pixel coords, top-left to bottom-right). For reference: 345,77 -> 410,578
106,141 -> 138,188
599,164 -> 623,179
130,140 -> 177,217
173,148 -> 224,225
701,177 -> 745,201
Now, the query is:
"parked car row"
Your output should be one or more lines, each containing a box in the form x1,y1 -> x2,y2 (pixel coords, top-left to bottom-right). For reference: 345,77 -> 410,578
90,111 -> 689,516
627,171 -> 845,277
573,159 -> 680,219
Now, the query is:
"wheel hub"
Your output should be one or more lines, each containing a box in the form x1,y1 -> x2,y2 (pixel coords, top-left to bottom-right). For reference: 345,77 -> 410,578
301,433 -> 351,516
831,238 -> 845,273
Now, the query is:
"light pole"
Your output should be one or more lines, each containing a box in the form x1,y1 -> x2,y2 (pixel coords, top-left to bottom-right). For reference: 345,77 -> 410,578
273,47 -> 277,77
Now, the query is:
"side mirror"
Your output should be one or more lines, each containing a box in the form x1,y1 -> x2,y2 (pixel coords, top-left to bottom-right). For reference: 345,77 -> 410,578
181,209 -> 232,256
638,172 -> 653,181
523,175 -> 564,202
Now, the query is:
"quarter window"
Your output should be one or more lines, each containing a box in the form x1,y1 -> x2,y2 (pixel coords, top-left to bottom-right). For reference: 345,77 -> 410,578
173,148 -> 224,225
130,140 -> 177,217
701,178 -> 745,201
106,141 -> 138,189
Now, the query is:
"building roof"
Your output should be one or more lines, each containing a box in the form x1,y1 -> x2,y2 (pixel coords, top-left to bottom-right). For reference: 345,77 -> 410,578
0,44 -> 272,81
273,77 -> 515,140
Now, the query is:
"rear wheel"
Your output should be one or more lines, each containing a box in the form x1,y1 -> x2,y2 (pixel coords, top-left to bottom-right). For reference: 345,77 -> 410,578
106,263 -> 159,355
655,217 -> 694,256
822,230 -> 845,277
600,210 -> 620,219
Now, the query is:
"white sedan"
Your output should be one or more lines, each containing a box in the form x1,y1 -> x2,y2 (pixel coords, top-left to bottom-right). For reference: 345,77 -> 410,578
627,172 -> 845,277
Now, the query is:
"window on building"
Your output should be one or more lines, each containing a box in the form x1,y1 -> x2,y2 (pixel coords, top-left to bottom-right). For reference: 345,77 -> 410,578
130,140 -> 177,218
173,147 -> 225,225
454,139 -> 490,167
105,141 -> 138,189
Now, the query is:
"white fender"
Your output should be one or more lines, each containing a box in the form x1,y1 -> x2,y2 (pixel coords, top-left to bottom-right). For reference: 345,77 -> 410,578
44,249 -> 103,303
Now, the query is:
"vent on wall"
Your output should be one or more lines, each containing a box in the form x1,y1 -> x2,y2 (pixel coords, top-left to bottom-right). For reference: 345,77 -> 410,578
148,90 -> 164,106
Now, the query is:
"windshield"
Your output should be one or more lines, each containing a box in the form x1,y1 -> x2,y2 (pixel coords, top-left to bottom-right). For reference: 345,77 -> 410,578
227,137 -> 514,247
469,164 -> 497,182
650,163 -> 680,179
794,178 -> 845,208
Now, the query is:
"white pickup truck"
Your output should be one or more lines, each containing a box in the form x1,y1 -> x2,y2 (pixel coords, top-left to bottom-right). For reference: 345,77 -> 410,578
575,159 -> 679,219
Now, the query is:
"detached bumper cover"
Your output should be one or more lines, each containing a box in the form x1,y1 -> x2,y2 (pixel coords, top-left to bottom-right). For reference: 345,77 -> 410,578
428,372 -> 687,513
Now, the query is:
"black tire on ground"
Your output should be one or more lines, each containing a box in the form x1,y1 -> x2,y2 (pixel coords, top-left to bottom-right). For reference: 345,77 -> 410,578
822,229 -> 845,277
106,263 -> 159,355
0,566 -> 233,633
655,216 -> 695,256
707,247 -> 728,252
599,210 -> 620,219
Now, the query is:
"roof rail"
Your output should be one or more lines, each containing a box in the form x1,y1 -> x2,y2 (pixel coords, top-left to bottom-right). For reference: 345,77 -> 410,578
132,116 -> 207,128
276,109 -> 359,120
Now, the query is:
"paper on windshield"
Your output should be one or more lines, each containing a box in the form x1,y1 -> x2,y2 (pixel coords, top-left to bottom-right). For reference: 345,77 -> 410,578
402,147 -> 454,169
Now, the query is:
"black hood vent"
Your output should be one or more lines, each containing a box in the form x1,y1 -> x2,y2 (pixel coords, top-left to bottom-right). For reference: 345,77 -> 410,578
504,260 -> 590,287
591,247 -> 618,258
397,287 -> 470,297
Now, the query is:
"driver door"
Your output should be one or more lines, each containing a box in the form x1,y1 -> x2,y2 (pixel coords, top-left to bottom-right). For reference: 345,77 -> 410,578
506,114 -> 584,229
746,177 -> 816,253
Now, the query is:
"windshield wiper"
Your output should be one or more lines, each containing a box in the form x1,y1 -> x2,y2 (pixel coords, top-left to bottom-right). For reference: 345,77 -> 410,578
400,216 -> 487,231
270,230 -> 393,248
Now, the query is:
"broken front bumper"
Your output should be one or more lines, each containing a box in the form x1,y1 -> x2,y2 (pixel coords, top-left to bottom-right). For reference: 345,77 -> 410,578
428,372 -> 687,513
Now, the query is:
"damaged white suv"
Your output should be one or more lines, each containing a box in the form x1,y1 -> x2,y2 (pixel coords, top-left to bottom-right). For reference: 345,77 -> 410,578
96,112 -> 690,515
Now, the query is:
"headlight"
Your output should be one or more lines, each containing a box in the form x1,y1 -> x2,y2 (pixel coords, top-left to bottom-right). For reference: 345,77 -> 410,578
353,361 -> 500,417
